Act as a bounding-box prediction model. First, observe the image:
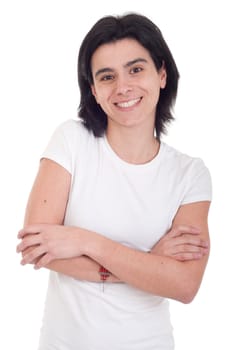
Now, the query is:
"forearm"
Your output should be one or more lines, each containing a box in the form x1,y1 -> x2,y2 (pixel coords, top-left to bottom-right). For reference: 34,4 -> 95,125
84,202 -> 210,302
22,246 -> 121,282
84,231 -> 207,303
45,255 -> 122,283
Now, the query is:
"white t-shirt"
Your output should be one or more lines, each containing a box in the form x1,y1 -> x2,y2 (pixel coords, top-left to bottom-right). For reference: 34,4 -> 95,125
38,119 -> 212,350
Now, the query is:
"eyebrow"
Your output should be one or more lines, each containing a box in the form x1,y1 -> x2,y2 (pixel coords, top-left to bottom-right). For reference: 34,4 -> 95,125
94,57 -> 148,78
124,57 -> 148,67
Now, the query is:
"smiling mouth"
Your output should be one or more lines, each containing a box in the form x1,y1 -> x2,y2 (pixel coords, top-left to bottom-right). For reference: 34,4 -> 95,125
115,97 -> 142,108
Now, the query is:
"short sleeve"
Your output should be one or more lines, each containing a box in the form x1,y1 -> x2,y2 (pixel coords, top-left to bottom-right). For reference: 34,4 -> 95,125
41,119 -> 78,173
181,158 -> 212,205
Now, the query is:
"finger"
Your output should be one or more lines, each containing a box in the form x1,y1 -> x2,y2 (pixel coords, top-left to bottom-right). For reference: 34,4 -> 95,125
34,253 -> 53,270
20,246 -> 46,265
174,244 -> 209,254
175,236 -> 209,248
16,234 -> 42,253
21,245 -> 38,255
18,225 -> 43,239
166,243 -> 209,261
21,246 -> 40,261
168,225 -> 201,238
173,250 -> 207,261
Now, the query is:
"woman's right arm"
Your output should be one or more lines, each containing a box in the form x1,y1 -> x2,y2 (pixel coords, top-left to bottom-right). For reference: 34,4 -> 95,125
20,158 -> 120,282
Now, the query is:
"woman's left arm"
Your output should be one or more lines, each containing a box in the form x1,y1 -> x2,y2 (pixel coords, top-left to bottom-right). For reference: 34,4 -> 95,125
83,200 -> 211,303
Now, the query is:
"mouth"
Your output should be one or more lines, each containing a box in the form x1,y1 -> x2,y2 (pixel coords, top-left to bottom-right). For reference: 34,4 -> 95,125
115,97 -> 142,109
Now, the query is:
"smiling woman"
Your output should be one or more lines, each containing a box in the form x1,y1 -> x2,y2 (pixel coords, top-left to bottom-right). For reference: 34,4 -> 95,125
78,14 -> 179,140
90,39 -> 167,141
17,13 -> 212,350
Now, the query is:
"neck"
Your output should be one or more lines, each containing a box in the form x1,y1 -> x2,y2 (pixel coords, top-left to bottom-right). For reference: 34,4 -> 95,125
106,123 -> 159,165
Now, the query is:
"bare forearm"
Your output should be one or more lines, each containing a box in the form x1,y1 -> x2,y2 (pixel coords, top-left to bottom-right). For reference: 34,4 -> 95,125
22,245 -> 121,282
83,202 -> 210,303
45,255 -> 122,283
84,232 -> 207,303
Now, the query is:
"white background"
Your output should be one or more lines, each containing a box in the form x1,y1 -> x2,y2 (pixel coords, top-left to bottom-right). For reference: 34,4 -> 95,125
1,0 -> 231,349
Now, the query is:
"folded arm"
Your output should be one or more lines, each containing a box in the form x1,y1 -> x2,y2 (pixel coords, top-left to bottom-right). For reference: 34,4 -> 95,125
81,200 -> 210,303
17,158 -> 210,302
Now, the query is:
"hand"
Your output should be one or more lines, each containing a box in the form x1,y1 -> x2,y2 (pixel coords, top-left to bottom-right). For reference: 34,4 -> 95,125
21,241 -> 40,265
17,224 -> 86,269
150,225 -> 209,261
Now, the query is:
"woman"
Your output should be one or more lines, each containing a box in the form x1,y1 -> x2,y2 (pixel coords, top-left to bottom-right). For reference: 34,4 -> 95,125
17,13 -> 212,350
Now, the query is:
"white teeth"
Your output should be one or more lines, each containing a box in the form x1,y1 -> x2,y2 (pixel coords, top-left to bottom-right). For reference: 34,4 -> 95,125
116,98 -> 140,108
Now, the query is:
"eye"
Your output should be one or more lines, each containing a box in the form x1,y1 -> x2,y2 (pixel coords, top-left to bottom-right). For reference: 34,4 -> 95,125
130,66 -> 143,74
100,74 -> 115,81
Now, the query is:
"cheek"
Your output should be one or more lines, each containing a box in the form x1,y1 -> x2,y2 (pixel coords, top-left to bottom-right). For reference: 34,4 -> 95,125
93,87 -> 112,107
92,91 -> 111,115
148,82 -> 161,99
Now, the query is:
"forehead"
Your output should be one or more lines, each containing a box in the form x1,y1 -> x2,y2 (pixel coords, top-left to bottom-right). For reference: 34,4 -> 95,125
91,38 -> 152,70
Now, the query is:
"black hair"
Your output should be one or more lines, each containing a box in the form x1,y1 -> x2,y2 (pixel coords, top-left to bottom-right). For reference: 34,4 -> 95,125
77,13 -> 179,140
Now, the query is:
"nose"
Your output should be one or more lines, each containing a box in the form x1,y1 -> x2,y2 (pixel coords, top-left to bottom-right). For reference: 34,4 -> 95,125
115,74 -> 132,95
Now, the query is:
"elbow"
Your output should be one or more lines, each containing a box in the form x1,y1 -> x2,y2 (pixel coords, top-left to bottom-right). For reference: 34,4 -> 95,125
175,281 -> 200,304
178,292 -> 195,305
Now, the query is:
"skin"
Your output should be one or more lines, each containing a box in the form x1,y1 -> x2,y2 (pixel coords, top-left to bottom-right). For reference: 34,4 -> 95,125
91,38 -> 167,164
17,38 -> 210,302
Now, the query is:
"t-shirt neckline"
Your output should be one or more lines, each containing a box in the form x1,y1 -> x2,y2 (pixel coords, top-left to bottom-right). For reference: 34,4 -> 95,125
102,134 -> 164,170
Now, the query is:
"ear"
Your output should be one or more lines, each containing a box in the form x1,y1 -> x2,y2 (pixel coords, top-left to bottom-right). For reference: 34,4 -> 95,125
159,63 -> 167,89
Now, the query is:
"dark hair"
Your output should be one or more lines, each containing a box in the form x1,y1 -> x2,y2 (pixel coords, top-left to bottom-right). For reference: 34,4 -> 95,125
78,13 -> 179,140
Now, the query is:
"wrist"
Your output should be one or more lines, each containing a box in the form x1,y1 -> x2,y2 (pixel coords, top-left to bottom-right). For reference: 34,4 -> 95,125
74,227 -> 97,256
82,229 -> 106,258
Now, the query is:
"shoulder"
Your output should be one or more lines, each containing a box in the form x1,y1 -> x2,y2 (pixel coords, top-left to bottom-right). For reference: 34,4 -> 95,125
161,142 -> 212,203
54,118 -> 90,138
50,118 -> 96,149
42,119 -> 97,173
161,142 -> 209,174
